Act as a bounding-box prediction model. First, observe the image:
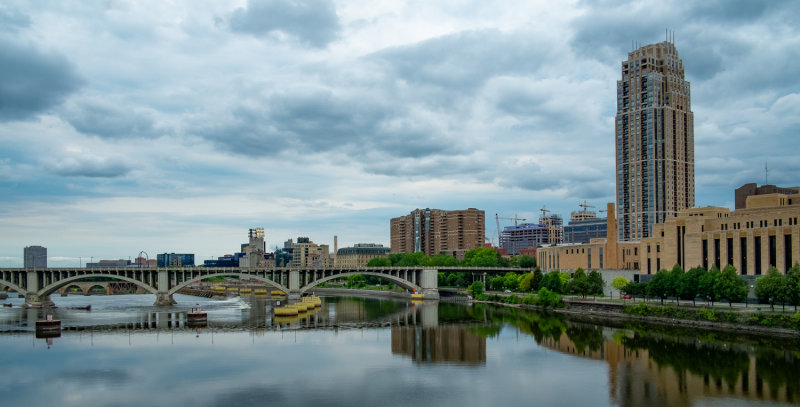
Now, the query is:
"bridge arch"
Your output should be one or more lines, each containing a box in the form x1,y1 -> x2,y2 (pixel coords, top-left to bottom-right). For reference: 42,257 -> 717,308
300,271 -> 421,295
63,284 -> 85,295
39,275 -> 158,297
168,273 -> 290,296
0,280 -> 27,296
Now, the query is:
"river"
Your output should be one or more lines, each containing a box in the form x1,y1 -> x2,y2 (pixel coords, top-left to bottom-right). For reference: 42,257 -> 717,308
0,293 -> 797,406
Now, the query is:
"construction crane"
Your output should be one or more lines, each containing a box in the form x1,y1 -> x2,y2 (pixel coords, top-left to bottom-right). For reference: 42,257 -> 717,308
497,214 -> 527,226
578,200 -> 595,212
495,213 -> 527,247
540,206 -> 550,220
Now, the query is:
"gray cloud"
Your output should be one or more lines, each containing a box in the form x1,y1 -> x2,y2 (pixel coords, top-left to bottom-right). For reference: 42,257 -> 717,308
0,6 -> 30,33
0,39 -> 83,121
229,0 -> 340,48
63,99 -> 161,139
48,156 -> 131,178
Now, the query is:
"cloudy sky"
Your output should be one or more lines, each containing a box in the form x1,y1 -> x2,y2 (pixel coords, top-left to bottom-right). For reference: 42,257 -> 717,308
1,0 -> 799,266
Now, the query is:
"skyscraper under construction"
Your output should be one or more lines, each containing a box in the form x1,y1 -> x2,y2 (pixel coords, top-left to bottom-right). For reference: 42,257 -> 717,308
616,40 -> 694,240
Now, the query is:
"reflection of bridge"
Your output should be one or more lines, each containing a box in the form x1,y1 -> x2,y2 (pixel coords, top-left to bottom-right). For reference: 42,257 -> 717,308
0,266 -> 520,307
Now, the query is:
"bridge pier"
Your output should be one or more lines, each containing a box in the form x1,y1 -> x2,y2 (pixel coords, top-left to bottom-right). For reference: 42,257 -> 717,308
288,270 -> 301,300
23,293 -> 54,308
420,269 -> 440,300
154,270 -> 175,306
154,292 -> 176,306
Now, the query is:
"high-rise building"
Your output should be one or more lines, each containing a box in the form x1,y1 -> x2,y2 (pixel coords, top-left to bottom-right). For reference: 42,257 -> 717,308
390,208 -> 484,256
290,237 -> 332,268
615,41 -> 694,241
23,245 -> 47,268
500,223 -> 549,255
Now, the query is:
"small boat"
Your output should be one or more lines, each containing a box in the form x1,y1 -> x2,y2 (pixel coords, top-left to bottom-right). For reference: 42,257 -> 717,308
69,305 -> 91,311
2,303 -> 11,308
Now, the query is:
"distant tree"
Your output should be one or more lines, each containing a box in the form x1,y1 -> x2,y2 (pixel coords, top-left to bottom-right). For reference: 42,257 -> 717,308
679,266 -> 707,306
429,254 -> 459,267
786,263 -> 800,312
389,252 -> 429,267
567,268 -> 590,298
541,272 -> 564,294
489,276 -> 505,291
667,264 -> 684,302
468,280 -> 485,297
755,267 -> 786,311
519,273 -> 534,291
462,248 -> 502,267
516,255 -> 537,269
647,269 -> 671,304
503,272 -> 521,291
611,276 -> 629,297
700,266 -> 722,306
715,265 -> 748,307
366,257 -> 391,267
622,281 -> 647,299
531,267 -> 543,291
587,270 -> 604,296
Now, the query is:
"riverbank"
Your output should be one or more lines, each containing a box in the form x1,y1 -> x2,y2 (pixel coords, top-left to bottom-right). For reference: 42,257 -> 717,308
475,296 -> 800,338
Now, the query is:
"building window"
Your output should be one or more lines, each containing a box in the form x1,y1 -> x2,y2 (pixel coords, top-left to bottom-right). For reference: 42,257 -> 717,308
785,234 -> 793,273
754,236 -> 762,275
769,235 -> 777,269
740,237 -> 747,275
702,239 -> 708,270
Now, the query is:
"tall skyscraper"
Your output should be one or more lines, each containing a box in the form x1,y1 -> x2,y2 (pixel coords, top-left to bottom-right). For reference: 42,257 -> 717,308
615,41 -> 694,240
23,245 -> 47,268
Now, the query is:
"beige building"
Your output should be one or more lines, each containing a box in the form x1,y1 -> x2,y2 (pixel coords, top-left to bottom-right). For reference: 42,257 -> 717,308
616,41 -> 694,240
538,203 -> 640,271
335,243 -> 390,267
641,193 -> 800,275
390,208 -> 484,256
290,237 -> 332,268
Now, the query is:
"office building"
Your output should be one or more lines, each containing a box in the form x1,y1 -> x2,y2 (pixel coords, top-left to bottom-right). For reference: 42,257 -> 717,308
156,253 -> 195,267
86,259 -> 131,268
390,208 -> 484,256
735,183 -> 800,209
500,223 -> 550,256
564,209 -> 608,244
291,237 -> 332,268
336,243 -> 390,267
23,246 -> 47,268
641,192 -> 800,275
616,40 -> 694,240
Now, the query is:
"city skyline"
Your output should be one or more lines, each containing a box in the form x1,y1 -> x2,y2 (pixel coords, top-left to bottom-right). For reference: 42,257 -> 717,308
1,1 -> 799,266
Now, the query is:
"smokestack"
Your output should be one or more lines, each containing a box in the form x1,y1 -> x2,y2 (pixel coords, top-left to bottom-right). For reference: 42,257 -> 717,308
333,235 -> 338,267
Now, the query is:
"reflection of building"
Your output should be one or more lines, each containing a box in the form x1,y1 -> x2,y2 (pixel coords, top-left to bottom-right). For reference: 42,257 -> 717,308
616,41 -> 694,240
390,208 -> 485,256
641,192 -> 800,275
24,245 -> 47,268
336,243 -> 389,267
291,237 -> 332,268
538,327 -> 797,405
156,253 -> 195,267
391,326 -> 485,365
538,203 -> 640,271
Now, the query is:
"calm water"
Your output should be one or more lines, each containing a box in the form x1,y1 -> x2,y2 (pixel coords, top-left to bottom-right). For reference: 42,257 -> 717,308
0,293 -> 798,407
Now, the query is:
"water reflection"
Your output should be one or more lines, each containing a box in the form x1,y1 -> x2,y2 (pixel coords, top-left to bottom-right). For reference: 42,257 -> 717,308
0,294 -> 797,406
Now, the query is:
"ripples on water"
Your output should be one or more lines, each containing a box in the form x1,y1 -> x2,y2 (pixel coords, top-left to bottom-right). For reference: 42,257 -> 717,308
0,293 -> 797,407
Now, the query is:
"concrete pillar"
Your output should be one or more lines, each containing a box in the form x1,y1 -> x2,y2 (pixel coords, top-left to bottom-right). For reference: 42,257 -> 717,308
154,270 -> 175,306
23,270 -> 54,308
288,270 -> 301,300
419,269 -> 439,299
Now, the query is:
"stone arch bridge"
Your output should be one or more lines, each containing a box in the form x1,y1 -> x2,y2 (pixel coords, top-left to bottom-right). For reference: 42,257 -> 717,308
0,266 -> 519,307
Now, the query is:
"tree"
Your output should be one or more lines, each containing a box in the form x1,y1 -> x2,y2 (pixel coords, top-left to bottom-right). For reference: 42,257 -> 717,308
622,281 -> 647,299
541,271 -> 564,293
785,263 -> 800,311
516,255 -> 536,268
647,269 -> 671,304
587,270 -> 604,296
531,267 -> 543,291
489,276 -> 505,291
429,254 -> 459,267
755,268 -> 787,311
700,266 -> 722,306
462,248 -> 502,267
519,273 -> 534,291
667,264 -> 684,302
679,266 -> 707,306
611,276 -> 629,298
366,257 -> 391,267
715,265 -> 748,307
567,268 -> 590,298
502,272 -> 521,291
467,281 -> 484,297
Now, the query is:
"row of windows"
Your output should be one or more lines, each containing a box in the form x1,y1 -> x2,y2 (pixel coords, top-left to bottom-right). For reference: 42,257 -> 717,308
729,217 -> 798,230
